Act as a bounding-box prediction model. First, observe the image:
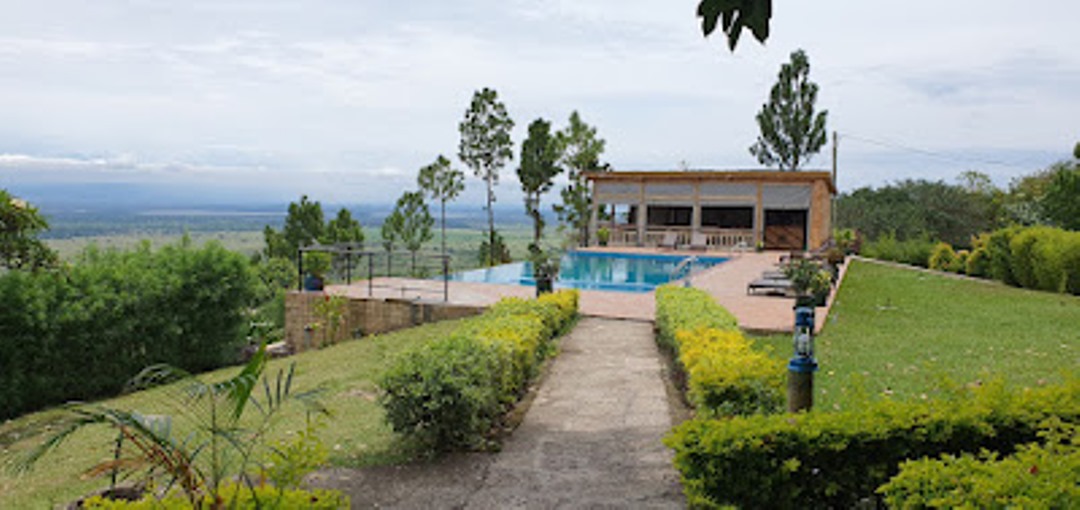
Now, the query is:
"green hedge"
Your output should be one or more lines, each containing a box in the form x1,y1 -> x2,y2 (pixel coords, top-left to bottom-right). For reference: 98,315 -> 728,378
379,290 -> 578,452
82,482 -> 348,509
0,240 -> 255,420
665,379 -> 1080,509
978,226 -> 1080,295
654,286 -> 783,417
862,233 -> 936,268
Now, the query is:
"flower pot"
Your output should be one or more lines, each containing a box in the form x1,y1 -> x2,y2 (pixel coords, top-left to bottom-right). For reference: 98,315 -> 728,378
303,274 -> 324,292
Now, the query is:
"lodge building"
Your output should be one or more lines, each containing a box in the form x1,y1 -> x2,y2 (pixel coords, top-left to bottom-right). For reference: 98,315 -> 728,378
586,170 -> 836,251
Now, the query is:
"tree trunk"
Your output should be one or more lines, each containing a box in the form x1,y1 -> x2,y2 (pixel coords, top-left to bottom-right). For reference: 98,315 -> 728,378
486,174 -> 495,266
411,250 -> 417,276
440,200 -> 447,263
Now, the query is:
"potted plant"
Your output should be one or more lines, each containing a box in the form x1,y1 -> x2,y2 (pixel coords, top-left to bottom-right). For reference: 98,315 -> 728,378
303,252 -> 332,291
596,226 -> 611,247
784,258 -> 832,307
530,247 -> 561,296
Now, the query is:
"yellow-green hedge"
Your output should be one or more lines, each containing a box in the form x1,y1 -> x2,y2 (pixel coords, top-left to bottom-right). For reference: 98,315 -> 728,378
379,290 -> 579,451
82,482 -> 348,509
654,285 -> 783,417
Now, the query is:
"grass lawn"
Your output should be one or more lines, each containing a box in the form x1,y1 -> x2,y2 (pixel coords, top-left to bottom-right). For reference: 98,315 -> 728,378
0,319 -> 464,509
757,258 -> 1080,411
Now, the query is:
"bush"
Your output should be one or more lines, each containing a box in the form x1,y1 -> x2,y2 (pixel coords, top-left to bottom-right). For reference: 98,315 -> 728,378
986,226 -> 1021,285
677,328 -> 784,416
379,290 -> 578,452
863,232 -> 936,268
965,247 -> 990,277
0,240 -> 255,420
82,482 -> 348,509
880,421 -> 1080,509
928,242 -> 959,272
664,379 -> 1080,509
977,225 -> 1080,295
655,286 -> 783,417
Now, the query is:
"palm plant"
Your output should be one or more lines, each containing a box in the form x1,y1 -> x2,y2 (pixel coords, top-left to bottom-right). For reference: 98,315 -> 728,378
14,345 -> 328,507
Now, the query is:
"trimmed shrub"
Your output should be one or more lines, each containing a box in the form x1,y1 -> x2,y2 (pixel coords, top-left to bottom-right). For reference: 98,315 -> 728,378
655,285 -> 783,418
0,240 -> 255,420
928,242 -> 958,272
863,232 -> 936,268
379,290 -> 579,452
879,431 -> 1080,509
977,225 -> 1080,295
965,246 -> 990,277
676,328 -> 784,416
665,379 -> 1080,509
986,226 -> 1021,285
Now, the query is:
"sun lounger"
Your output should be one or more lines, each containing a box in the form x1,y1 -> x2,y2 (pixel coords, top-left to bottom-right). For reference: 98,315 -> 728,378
689,232 -> 708,251
659,231 -> 679,250
747,277 -> 794,296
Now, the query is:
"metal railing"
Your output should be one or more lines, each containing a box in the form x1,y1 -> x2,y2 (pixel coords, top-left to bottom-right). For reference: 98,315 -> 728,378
297,244 -> 453,302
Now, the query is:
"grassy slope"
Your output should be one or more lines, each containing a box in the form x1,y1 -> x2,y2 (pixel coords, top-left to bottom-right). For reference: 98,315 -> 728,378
758,259 -> 1080,411
0,319 -> 463,509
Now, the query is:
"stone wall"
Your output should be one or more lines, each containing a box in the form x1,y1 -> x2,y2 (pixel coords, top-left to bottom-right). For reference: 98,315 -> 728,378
284,291 -> 484,353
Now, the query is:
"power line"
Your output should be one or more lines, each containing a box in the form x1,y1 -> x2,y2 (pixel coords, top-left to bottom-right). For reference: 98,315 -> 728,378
839,132 -> 1037,170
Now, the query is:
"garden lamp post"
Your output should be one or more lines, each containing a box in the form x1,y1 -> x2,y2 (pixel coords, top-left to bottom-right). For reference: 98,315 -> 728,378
788,305 -> 818,412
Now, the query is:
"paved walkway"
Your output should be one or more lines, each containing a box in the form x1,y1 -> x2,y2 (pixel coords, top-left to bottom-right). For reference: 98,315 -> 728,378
309,317 -> 684,508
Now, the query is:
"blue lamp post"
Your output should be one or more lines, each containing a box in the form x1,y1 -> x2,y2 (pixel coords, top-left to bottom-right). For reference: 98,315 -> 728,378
788,305 -> 818,412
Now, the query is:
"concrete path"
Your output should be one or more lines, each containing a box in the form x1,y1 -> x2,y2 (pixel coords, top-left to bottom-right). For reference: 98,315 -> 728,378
309,317 -> 685,509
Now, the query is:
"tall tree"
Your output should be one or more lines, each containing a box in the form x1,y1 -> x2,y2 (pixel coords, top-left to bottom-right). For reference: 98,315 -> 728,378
458,87 -> 514,266
389,191 -> 434,275
324,208 -> 364,246
1074,141 -> 1080,160
749,49 -> 828,171
697,0 -> 772,51
0,189 -> 58,270
380,209 -> 403,276
554,111 -> 608,247
417,155 -> 465,267
263,195 -> 325,260
518,118 -> 563,250
1040,161 -> 1080,231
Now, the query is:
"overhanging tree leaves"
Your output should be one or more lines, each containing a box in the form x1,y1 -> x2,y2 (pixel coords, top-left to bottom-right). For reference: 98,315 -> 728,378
459,87 -> 514,267
1040,161 -> 1080,231
389,191 -> 434,276
554,111 -> 608,247
0,189 -> 58,271
417,155 -> 465,266
518,118 -> 563,251
697,0 -> 772,51
750,49 -> 829,171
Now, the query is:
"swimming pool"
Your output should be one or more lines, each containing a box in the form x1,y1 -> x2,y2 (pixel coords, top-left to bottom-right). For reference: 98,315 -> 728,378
445,251 -> 728,293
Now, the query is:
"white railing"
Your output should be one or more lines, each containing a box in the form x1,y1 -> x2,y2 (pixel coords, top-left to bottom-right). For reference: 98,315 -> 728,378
603,226 -> 754,250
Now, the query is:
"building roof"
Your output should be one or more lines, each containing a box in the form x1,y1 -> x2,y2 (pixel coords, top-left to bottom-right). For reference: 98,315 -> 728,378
584,169 -> 836,194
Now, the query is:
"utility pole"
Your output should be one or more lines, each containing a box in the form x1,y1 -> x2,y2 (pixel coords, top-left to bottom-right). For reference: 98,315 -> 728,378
831,131 -> 838,232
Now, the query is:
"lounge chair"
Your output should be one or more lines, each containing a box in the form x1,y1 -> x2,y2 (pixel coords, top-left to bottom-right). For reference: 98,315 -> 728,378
658,231 -> 679,250
747,277 -> 794,296
688,232 -> 709,251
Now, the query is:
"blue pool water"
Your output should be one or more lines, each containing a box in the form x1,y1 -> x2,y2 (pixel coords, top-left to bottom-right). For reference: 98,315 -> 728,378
445,251 -> 728,293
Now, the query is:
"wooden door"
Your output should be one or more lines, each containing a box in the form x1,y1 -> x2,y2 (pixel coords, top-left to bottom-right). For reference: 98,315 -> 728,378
764,210 -> 807,250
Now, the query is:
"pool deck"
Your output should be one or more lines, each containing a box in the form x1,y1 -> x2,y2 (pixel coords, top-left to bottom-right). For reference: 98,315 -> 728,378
327,249 -> 836,333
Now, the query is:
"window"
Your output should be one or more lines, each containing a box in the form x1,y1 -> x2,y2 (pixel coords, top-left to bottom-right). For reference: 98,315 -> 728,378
646,206 -> 692,226
701,207 -> 753,229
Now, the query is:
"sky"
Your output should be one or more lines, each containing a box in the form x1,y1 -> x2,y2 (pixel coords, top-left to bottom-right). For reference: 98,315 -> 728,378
0,0 -> 1077,208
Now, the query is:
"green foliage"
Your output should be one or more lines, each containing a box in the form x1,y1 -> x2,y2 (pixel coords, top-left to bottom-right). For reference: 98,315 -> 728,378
862,232 -> 936,267
654,286 -> 738,351
655,286 -> 782,417
1040,161 -> 1080,230
82,481 -> 348,509
965,246 -> 990,277
477,229 -> 513,266
837,177 -> 997,247
981,225 -> 1080,295
16,347 -> 331,507
263,195 -> 325,260
697,0 -> 772,51
417,154 -> 465,259
459,87 -> 515,267
518,117 -> 563,249
782,258 -> 832,297
0,239 -> 255,419
0,189 -> 58,270
749,49 -> 828,171
386,191 -> 434,276
928,242 -> 960,272
879,420 -> 1080,509
665,379 -> 1080,509
553,111 -> 608,246
379,290 -> 578,453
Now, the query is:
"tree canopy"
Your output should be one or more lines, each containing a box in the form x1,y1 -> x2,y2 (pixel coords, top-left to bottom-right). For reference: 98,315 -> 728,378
697,0 -> 772,51
263,196 -> 362,262
417,154 -> 465,260
517,118 -> 563,250
0,189 -> 58,271
554,111 -> 608,247
750,49 -> 828,171
387,191 -> 433,275
1040,161 -> 1080,231
459,87 -> 514,266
